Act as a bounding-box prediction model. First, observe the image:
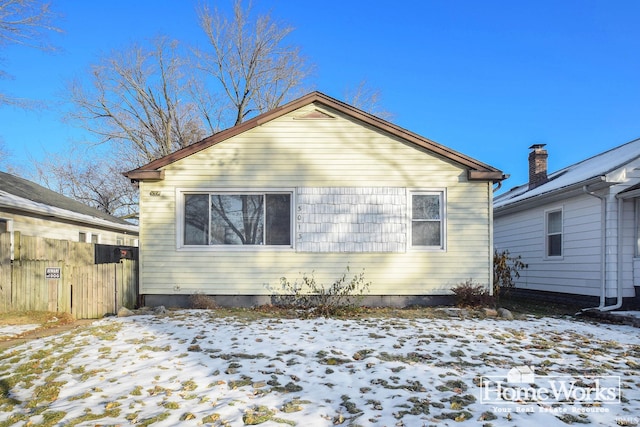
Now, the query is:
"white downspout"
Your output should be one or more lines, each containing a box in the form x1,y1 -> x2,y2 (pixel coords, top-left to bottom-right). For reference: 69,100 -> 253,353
603,196 -> 625,311
582,185 -> 624,311
582,185 -> 607,310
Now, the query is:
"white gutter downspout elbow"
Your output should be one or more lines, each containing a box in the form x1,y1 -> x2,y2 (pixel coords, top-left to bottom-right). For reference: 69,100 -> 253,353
582,184 -> 624,312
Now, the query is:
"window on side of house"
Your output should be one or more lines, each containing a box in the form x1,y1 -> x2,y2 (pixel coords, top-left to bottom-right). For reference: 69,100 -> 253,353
79,232 -> 87,243
546,209 -> 563,257
411,192 -> 445,249
0,219 -> 7,233
183,192 -> 292,247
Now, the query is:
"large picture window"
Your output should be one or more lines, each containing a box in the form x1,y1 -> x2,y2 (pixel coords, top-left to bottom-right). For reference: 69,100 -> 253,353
546,209 -> 562,257
411,192 -> 444,249
184,192 -> 291,246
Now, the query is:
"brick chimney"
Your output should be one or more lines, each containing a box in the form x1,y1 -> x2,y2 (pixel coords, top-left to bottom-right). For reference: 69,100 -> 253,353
528,144 -> 548,190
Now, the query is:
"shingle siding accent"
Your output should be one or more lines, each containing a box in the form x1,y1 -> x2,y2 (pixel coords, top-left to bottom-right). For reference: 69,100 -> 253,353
296,187 -> 406,253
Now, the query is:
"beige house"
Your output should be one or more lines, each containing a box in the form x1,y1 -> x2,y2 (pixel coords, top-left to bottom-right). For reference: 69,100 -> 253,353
0,171 -> 138,250
125,92 -> 504,307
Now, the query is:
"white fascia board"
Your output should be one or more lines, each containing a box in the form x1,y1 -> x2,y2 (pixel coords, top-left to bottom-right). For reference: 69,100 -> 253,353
0,190 -> 138,234
494,176 -> 611,217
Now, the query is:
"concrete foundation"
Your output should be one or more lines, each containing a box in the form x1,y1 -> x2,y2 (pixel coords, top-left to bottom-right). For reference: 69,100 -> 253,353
141,294 -> 455,309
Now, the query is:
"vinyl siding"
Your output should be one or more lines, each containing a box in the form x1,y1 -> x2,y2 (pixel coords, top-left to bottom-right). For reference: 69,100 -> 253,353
0,210 -> 136,245
138,104 -> 493,296
494,194 -> 603,296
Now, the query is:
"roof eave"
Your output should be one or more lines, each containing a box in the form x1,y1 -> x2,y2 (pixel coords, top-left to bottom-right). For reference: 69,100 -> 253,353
0,195 -> 139,234
494,176 -> 611,216
124,170 -> 165,182
468,170 -> 507,181
124,91 -> 503,181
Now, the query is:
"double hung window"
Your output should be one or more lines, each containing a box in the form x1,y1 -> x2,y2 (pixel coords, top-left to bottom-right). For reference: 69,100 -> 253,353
411,192 -> 445,249
546,209 -> 562,257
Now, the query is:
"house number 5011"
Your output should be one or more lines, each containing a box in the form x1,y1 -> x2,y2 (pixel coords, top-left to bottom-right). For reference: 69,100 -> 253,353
150,191 -> 161,196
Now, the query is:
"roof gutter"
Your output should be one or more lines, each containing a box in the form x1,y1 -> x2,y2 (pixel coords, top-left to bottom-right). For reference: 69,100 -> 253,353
494,176 -> 609,217
0,194 -> 139,235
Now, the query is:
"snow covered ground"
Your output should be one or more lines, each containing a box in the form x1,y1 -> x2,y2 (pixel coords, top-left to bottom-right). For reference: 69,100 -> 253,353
1,310 -> 639,427
0,324 -> 40,340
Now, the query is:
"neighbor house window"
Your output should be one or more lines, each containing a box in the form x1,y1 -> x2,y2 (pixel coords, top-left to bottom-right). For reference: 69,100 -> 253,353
411,192 -> 445,249
0,219 -> 7,233
184,192 -> 292,246
546,209 -> 562,257
79,232 -> 87,242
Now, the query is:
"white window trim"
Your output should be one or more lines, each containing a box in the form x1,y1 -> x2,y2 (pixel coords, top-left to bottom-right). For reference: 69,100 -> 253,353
78,231 -> 100,244
408,189 -> 447,252
176,188 -> 296,251
544,207 -> 563,260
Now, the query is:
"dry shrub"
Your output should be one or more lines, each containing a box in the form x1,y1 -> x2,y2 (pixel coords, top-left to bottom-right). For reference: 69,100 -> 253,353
189,293 -> 217,309
451,280 -> 494,308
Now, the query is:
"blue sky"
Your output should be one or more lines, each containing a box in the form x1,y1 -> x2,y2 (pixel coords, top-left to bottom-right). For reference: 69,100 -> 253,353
1,0 -> 639,193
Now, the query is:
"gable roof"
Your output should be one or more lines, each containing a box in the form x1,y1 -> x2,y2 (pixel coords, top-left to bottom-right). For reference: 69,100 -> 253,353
125,91 -> 504,182
494,137 -> 640,211
0,171 -> 138,233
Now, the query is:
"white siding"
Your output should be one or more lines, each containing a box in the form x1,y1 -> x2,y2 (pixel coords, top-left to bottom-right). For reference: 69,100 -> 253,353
494,194 -> 603,296
0,210 -> 136,245
621,198 -> 635,296
138,104 -> 493,296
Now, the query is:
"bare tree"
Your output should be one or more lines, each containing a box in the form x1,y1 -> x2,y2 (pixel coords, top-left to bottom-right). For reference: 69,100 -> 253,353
0,138 -> 11,169
344,80 -> 393,121
0,0 -> 61,107
33,148 -> 138,219
66,36 -> 209,167
58,1 -> 312,217
196,0 -> 312,126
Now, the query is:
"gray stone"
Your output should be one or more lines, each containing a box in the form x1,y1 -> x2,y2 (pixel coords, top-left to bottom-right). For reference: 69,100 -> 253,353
117,307 -> 135,317
153,305 -> 167,315
483,308 -> 498,317
497,308 -> 514,320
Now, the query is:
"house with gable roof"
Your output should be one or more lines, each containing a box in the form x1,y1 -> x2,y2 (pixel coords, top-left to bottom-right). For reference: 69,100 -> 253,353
493,140 -> 640,309
0,171 -> 139,316
125,91 -> 505,307
0,171 -> 138,249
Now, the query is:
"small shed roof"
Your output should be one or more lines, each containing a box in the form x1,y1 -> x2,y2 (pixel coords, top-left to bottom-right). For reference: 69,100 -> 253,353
0,171 -> 138,233
125,91 -> 504,182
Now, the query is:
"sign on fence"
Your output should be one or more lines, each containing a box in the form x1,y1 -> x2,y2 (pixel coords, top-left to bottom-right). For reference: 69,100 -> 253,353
0,234 -> 138,318
45,267 -> 61,279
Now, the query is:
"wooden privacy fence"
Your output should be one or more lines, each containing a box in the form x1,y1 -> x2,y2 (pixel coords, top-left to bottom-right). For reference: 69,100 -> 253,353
0,232 -> 138,319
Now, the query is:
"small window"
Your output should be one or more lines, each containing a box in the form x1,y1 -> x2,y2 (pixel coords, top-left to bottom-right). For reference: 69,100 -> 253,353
116,238 -> 124,246
79,232 -> 87,243
546,209 -> 562,257
90,234 -> 99,244
0,219 -> 7,233
411,192 -> 444,249
184,192 -> 292,247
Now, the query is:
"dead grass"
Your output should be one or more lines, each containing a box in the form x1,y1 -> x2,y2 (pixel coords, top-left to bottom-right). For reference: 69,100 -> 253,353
0,311 -> 75,327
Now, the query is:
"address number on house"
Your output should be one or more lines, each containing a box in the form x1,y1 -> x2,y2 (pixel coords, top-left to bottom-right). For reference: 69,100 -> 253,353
45,267 -> 61,279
